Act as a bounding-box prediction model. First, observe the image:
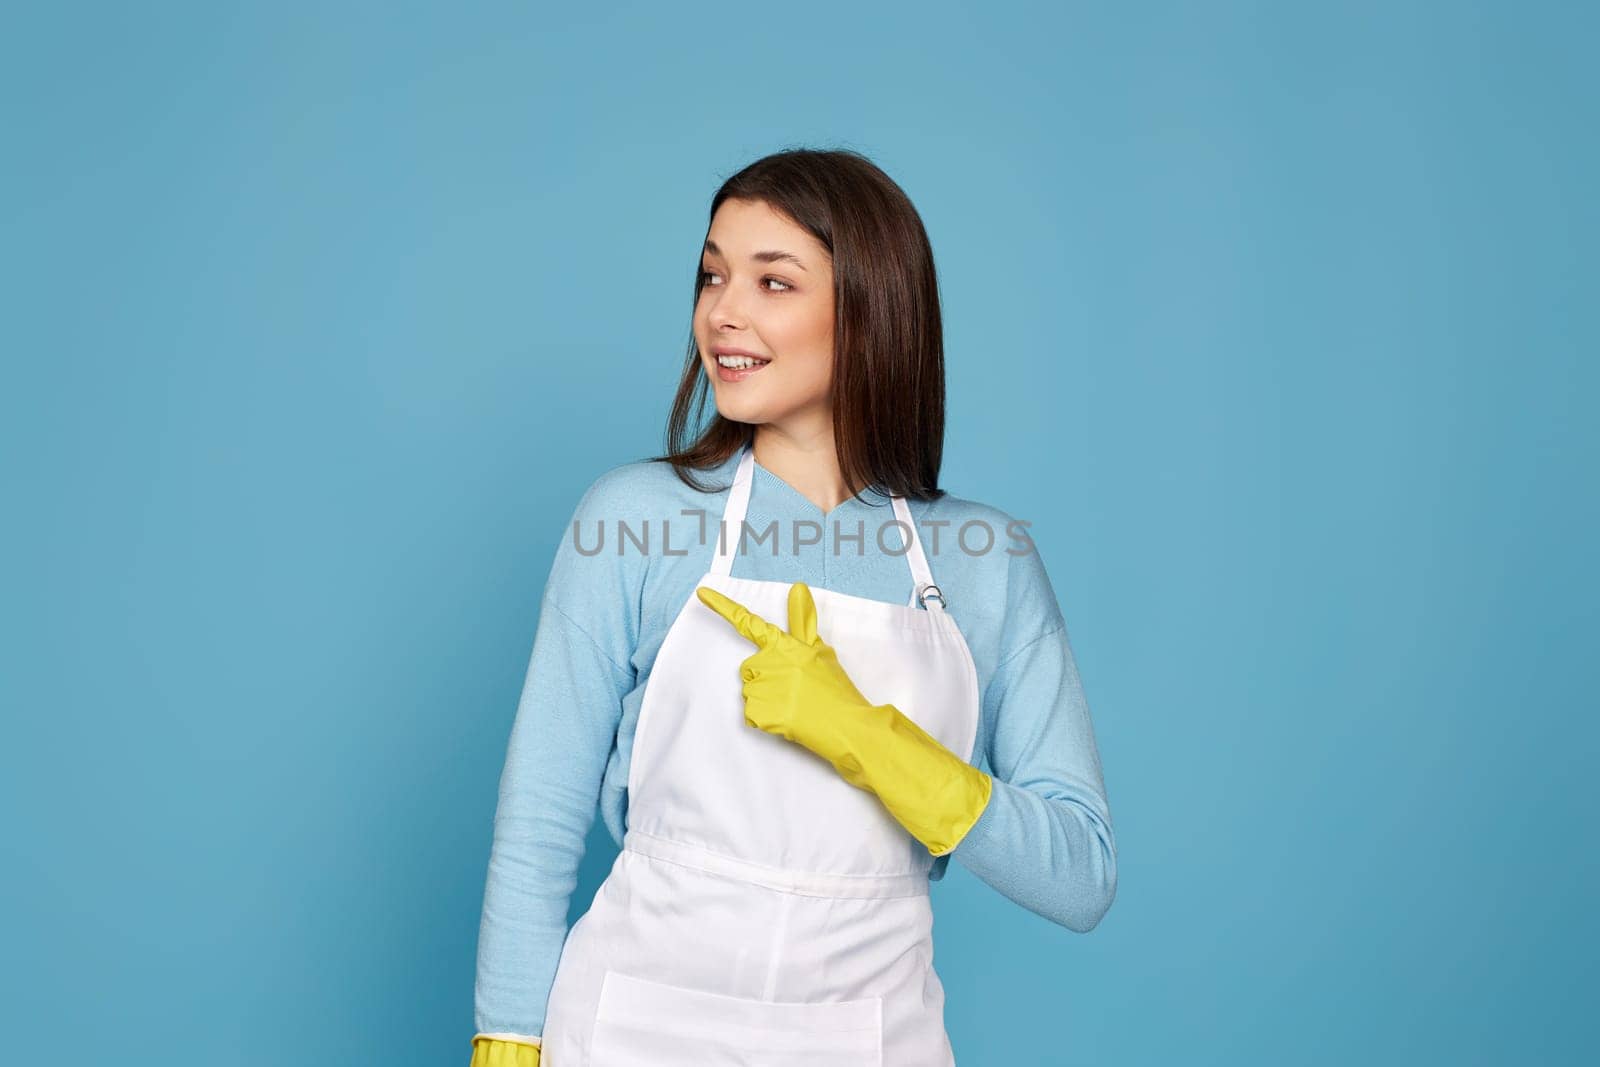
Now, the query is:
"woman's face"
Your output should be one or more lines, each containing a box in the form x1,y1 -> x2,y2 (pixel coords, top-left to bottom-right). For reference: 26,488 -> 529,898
694,198 -> 835,433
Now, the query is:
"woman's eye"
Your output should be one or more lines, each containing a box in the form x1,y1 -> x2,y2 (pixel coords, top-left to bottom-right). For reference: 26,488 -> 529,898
699,269 -> 792,293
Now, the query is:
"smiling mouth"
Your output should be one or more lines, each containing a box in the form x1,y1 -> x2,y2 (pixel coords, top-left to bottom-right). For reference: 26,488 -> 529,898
713,353 -> 771,382
715,354 -> 770,369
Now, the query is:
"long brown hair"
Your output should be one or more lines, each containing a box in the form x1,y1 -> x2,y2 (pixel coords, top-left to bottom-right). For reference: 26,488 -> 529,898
652,148 -> 947,503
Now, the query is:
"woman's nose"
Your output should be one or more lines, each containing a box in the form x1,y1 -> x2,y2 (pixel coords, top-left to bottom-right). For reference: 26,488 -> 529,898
707,286 -> 748,329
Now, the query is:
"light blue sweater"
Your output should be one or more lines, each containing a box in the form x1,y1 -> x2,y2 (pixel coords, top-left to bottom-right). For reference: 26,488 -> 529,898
474,448 -> 1117,1040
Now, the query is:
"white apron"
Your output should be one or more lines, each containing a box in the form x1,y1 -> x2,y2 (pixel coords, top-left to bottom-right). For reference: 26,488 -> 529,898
539,445 -> 982,1065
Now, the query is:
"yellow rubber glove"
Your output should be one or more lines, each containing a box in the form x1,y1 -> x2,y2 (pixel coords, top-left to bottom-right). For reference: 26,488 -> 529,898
469,1035 -> 540,1066
696,581 -> 993,856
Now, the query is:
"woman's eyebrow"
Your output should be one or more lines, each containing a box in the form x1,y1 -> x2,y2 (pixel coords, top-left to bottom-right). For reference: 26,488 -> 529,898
703,240 -> 808,273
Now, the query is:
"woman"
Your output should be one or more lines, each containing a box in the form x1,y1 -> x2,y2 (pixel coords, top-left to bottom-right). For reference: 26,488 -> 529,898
470,149 -> 1117,1065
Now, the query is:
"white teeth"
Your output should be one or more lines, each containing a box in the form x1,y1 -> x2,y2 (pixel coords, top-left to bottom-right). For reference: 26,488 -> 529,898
716,354 -> 768,369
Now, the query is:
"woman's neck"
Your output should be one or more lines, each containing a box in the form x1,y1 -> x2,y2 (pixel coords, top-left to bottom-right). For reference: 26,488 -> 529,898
751,427 -> 855,515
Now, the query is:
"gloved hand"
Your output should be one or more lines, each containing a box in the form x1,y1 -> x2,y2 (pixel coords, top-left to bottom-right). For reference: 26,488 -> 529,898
470,1035 -> 540,1066
696,581 -> 993,856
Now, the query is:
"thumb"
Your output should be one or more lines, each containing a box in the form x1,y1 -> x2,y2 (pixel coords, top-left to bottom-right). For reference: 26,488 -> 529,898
787,582 -> 819,646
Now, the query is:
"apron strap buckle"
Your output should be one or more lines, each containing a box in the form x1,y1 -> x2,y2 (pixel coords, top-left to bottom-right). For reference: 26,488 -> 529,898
917,583 -> 947,611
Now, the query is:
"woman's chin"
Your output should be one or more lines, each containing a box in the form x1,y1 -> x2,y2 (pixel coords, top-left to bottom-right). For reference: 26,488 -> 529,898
711,392 -> 775,425
714,403 -> 769,426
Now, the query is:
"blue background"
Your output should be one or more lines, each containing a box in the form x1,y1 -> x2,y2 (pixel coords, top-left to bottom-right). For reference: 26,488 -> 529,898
3,2 -> 1593,1064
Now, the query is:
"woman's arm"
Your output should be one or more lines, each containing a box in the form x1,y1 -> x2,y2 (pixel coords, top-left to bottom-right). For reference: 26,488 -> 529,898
472,593 -> 633,1048
948,546 -> 1117,933
472,477 -> 643,1056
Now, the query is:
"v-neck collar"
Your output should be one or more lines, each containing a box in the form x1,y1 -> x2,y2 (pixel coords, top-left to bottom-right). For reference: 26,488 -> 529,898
746,450 -> 892,520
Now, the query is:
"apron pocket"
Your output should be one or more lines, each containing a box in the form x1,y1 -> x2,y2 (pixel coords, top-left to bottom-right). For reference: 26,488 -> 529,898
590,968 -> 883,1066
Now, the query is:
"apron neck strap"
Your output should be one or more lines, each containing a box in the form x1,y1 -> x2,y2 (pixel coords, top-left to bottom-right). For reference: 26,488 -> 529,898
708,447 -> 758,578
709,445 -> 939,606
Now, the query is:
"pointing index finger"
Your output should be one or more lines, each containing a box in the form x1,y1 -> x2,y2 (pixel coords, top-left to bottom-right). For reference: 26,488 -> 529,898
696,586 -> 785,649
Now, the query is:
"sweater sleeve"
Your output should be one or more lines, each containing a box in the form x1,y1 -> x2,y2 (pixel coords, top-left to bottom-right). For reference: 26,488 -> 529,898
472,476 -> 642,1041
947,538 -> 1118,933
